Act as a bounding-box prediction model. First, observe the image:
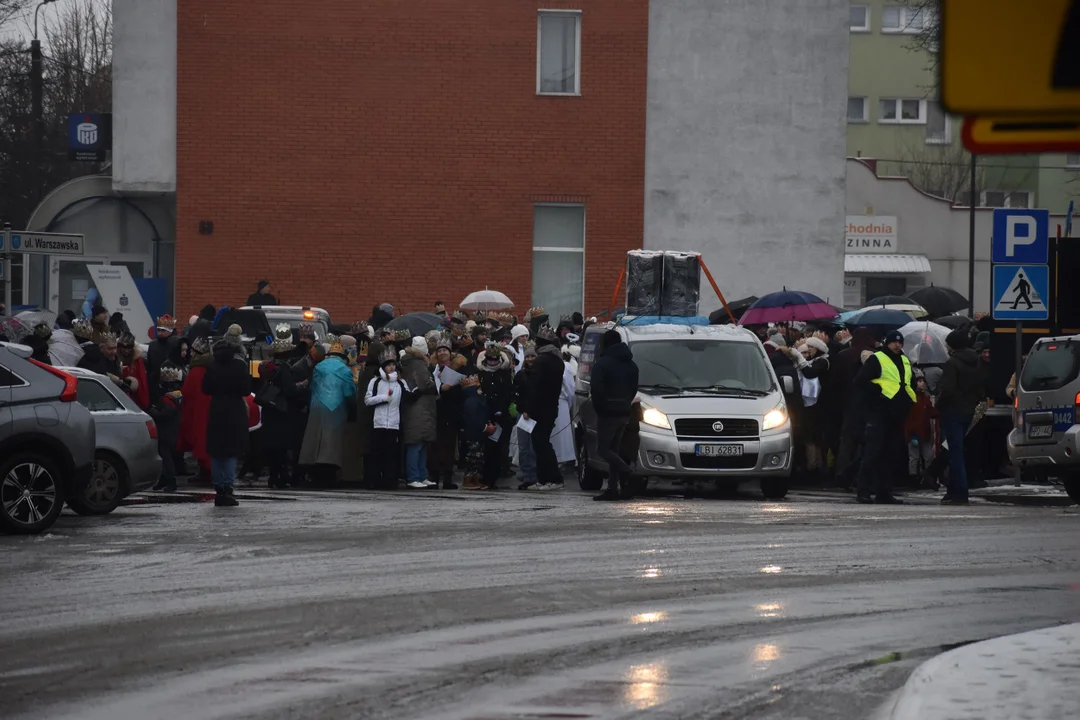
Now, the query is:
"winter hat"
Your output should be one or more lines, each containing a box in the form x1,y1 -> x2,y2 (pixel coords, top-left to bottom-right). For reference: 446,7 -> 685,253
768,333 -> 786,348
223,323 -> 244,347
271,323 -> 295,355
946,329 -> 970,351
424,329 -> 441,351
190,336 -> 211,356
882,330 -> 904,347
91,305 -> 107,318
804,337 -> 829,356
378,303 -> 394,315
523,341 -> 538,358
511,324 -> 530,341
599,329 -> 622,351
33,323 -> 51,339
258,280 -> 270,292
411,336 -> 429,354
465,319 -> 477,333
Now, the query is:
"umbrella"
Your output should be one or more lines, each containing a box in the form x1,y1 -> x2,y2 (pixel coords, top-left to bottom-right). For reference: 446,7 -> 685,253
15,309 -> 58,329
737,290 -> 839,326
898,321 -> 951,364
0,316 -> 32,343
385,312 -> 444,337
935,314 -> 972,330
859,302 -> 929,319
866,295 -> 912,306
708,295 -> 758,324
845,307 -> 913,334
460,289 -> 514,311
907,285 -> 969,317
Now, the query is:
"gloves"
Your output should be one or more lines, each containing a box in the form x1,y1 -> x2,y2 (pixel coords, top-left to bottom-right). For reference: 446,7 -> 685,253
124,376 -> 140,392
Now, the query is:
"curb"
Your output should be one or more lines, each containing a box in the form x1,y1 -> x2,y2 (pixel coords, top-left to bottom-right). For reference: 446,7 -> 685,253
976,493 -> 1075,508
122,491 -> 297,506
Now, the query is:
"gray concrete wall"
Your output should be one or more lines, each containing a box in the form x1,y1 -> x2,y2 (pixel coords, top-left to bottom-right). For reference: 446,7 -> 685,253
644,0 -> 850,310
112,0 -> 176,194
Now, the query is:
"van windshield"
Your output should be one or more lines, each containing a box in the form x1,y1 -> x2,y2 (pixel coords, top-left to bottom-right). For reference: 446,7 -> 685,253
630,339 -> 774,393
1021,342 -> 1080,391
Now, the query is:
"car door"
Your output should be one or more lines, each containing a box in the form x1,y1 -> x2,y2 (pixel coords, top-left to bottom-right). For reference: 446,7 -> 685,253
0,358 -> 15,442
74,377 -> 130,456
575,330 -> 603,461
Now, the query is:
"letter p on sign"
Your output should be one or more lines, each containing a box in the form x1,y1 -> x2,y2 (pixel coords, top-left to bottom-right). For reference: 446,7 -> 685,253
992,208 -> 1049,265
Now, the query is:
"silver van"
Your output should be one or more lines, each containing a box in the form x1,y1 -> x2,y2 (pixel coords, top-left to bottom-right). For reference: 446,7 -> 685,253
1006,335 -> 1080,503
574,322 -> 793,499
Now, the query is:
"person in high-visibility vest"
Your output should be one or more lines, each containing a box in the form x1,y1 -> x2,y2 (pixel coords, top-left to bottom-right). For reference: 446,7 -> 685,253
853,330 -> 915,504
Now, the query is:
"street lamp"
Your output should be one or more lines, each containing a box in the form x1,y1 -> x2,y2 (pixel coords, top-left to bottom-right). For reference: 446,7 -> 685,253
30,0 -> 57,203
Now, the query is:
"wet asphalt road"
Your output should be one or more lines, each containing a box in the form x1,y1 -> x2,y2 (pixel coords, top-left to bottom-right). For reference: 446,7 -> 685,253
1,486 -> 1078,720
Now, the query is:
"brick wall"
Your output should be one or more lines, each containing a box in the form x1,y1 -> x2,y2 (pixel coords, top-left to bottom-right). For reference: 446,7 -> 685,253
176,0 -> 648,324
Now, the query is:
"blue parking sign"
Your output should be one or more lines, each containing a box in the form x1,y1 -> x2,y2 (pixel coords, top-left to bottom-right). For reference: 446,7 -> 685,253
992,209 -> 1049,264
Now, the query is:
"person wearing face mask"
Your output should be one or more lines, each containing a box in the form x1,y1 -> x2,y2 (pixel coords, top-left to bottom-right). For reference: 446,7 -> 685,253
364,347 -> 411,489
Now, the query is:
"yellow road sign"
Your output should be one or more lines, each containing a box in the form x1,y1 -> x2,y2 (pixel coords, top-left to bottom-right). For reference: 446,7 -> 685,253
962,116 -> 1080,154
942,0 -> 1080,115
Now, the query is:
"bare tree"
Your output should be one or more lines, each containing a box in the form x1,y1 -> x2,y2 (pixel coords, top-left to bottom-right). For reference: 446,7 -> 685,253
0,1 -> 32,32
895,133 -> 985,205
903,0 -> 941,72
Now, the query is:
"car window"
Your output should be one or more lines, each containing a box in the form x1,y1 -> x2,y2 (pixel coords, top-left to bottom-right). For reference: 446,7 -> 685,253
631,339 -> 774,392
578,331 -> 604,382
1021,342 -> 1080,392
0,365 -> 21,387
77,379 -> 123,412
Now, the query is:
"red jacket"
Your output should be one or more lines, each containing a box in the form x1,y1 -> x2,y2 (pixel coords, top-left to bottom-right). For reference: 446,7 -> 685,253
905,394 -> 937,442
122,356 -> 150,410
179,364 -> 212,465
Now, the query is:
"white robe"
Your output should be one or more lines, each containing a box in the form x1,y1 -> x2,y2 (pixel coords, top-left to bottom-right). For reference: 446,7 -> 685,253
553,361 -> 576,464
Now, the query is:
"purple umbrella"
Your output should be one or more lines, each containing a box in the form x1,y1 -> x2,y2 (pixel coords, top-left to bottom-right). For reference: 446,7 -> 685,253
737,289 -> 839,326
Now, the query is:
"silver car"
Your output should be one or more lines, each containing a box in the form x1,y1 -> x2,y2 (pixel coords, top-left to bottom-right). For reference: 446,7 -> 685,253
1006,335 -> 1080,504
61,367 -> 162,515
0,343 -> 95,534
574,323 -> 794,499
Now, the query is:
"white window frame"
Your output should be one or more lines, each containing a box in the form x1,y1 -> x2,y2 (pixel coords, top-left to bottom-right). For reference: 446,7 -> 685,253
981,190 -> 1033,209
532,202 -> 586,317
536,10 -> 582,97
878,98 -> 926,125
881,5 -> 927,34
847,96 -> 869,123
850,5 -> 870,32
924,103 -> 951,144
1066,153 -> 1080,169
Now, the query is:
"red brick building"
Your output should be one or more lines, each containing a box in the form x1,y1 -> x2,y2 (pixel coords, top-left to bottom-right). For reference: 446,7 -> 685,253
175,0 -> 648,323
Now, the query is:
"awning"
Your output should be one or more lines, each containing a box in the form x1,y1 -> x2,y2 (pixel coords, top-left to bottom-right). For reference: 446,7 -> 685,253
845,254 -> 932,274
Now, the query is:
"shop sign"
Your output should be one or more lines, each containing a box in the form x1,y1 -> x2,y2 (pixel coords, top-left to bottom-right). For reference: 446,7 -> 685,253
845,216 -> 897,254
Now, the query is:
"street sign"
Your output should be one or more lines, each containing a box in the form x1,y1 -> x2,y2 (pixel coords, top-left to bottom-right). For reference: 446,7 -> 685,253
993,265 -> 1050,321
962,116 -> 1080,155
941,0 -> 1080,115
8,232 -> 84,256
991,208 -> 1049,264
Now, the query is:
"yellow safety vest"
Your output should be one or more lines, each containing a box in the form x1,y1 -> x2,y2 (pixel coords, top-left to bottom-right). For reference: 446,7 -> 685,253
871,351 -> 916,402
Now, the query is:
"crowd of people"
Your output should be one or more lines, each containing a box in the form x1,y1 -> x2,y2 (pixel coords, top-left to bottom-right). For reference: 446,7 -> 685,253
755,317 -> 996,506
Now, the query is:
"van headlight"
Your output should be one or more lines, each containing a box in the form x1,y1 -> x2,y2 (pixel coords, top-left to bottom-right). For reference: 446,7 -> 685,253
641,406 -> 671,430
762,407 -> 787,431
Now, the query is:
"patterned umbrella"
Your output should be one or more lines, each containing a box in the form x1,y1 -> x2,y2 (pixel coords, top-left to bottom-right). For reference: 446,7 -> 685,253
0,315 -> 32,343
737,290 -> 839,326
15,309 -> 57,330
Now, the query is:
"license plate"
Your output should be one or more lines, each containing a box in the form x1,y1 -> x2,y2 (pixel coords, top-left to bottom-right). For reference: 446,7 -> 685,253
1028,424 -> 1054,439
695,444 -> 743,457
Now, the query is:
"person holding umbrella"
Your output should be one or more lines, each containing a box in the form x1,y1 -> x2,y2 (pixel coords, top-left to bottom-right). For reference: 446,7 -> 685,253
853,330 -> 915,504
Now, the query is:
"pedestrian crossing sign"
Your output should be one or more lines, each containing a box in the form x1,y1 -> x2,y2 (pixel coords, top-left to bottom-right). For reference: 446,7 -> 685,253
992,265 -> 1049,321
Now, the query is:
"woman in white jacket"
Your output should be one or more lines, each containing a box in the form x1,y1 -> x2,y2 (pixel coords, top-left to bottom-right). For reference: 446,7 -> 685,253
364,348 -> 412,489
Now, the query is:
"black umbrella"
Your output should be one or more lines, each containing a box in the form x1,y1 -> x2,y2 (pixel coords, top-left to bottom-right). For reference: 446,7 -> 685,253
865,295 -> 911,307
846,308 -> 913,336
384,312 -> 444,337
907,285 -> 969,318
935,315 -> 972,330
709,296 -> 758,324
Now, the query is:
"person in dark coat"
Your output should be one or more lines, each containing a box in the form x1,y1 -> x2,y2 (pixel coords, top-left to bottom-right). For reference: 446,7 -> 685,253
147,314 -> 180,401
185,305 -> 217,343
258,326 -> 306,488
525,327 -> 566,490
109,312 -> 130,337
400,337 -> 438,488
430,337 -> 469,489
589,330 -> 640,501
474,341 -> 513,490
246,280 -> 278,306
368,303 -> 395,331
148,365 -> 184,493
513,343 -> 539,489
202,328 -> 253,506
937,330 -> 987,505
829,327 -> 877,487
459,372 -> 488,488
853,330 -> 915,504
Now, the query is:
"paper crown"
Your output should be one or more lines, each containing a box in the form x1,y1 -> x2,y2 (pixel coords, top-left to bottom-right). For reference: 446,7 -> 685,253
451,310 -> 468,324
494,312 -> 514,325
190,336 -> 211,355
159,365 -> 184,384
156,314 -> 176,330
435,332 -> 453,351
523,306 -> 547,323
271,323 -> 295,353
378,347 -> 398,365
72,318 -> 94,341
393,329 -> 411,341
117,331 -> 136,347
98,330 -> 118,345
473,310 -> 487,323
536,324 -> 559,344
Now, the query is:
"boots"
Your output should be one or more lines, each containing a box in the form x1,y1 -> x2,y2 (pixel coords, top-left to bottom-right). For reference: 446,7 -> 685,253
214,486 -> 239,507
441,474 -> 458,490
462,474 -> 484,490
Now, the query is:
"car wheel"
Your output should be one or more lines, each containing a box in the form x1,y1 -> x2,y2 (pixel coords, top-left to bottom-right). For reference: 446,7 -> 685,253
68,453 -> 126,516
760,477 -> 788,500
1064,478 -> 1080,505
576,436 -> 605,492
0,454 -> 64,534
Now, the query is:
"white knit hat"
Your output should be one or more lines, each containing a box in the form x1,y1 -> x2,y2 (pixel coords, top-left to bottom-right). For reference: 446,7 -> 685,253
411,336 -> 428,354
804,337 -> 829,356
511,324 -> 530,341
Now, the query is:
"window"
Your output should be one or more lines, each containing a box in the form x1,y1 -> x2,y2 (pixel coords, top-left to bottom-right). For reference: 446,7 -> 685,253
76,379 -> 122,412
1067,153 -> 1080,169
850,5 -> 869,32
537,11 -> 581,95
865,277 -> 908,301
925,102 -> 950,143
533,204 -> 585,323
982,190 -> 1032,209
879,98 -> 925,124
882,5 -> 927,33
847,97 -> 868,123
632,340 -> 774,393
1021,342 -> 1080,392
0,366 -> 20,387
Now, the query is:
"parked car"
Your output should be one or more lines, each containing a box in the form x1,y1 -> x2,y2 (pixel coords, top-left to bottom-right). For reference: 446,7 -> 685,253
0,343 -> 95,533
61,367 -> 162,515
1006,335 -> 1080,504
574,321 -> 794,499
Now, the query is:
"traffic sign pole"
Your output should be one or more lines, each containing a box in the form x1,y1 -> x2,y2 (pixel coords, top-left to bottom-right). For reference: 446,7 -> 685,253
2,222 -> 10,315
1015,320 -> 1023,488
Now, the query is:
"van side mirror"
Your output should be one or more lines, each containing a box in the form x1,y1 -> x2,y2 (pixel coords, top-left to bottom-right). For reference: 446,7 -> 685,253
781,376 -> 795,395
